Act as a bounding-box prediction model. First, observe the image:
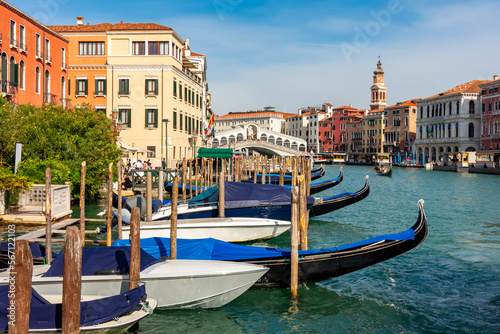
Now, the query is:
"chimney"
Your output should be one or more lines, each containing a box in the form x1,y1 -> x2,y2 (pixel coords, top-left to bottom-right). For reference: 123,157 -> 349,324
494,75 -> 498,81
77,16 -> 83,26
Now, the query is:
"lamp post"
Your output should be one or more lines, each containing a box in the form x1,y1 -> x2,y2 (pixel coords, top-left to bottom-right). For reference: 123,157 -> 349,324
162,118 -> 171,169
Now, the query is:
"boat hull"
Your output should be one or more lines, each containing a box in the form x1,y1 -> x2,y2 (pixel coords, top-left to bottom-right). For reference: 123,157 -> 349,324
11,260 -> 267,310
122,218 -> 291,242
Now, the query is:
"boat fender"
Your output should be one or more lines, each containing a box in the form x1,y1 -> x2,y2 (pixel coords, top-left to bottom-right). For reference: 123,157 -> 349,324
93,269 -> 123,275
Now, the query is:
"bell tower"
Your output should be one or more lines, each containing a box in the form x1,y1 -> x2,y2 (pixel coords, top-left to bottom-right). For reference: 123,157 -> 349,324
370,57 -> 387,111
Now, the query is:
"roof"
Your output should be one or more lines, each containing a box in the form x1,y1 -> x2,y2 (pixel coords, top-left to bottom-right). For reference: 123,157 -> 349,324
332,105 -> 358,111
386,99 -> 420,109
424,80 -> 491,100
48,22 -> 172,33
215,111 -> 296,120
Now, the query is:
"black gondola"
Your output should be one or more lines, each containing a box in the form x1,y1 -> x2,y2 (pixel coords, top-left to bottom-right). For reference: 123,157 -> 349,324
376,167 -> 392,176
309,175 -> 370,217
308,167 -> 343,195
242,165 -> 326,185
116,200 -> 428,289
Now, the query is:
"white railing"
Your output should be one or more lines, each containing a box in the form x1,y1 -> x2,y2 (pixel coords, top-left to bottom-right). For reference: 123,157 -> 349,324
18,184 -> 72,220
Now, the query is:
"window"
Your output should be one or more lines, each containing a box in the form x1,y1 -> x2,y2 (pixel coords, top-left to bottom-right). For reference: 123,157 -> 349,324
145,109 -> 158,128
61,48 -> 66,68
468,123 -> 474,138
10,20 -> 16,47
35,34 -> 42,59
79,42 -> 105,56
173,110 -> 177,129
173,80 -> 177,97
119,109 -> 131,128
45,39 -> 51,63
9,57 -> 18,88
184,87 -> 187,102
19,61 -> 24,89
76,79 -> 88,96
19,25 -> 26,51
145,79 -> 158,96
179,83 -> 182,100
118,79 -> 129,95
180,113 -> 183,130
148,41 -> 169,55
469,101 -> 475,114
95,78 -> 106,96
35,67 -> 40,94
185,115 -> 188,132
147,146 -> 156,159
132,42 -> 145,55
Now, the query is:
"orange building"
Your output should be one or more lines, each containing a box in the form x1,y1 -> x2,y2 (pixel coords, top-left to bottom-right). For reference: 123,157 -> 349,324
0,1 -> 69,107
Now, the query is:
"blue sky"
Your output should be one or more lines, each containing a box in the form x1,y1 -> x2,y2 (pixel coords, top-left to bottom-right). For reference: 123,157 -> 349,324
10,0 -> 500,115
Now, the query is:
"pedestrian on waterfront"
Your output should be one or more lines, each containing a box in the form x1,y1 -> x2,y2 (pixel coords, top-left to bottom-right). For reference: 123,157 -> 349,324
162,158 -> 166,169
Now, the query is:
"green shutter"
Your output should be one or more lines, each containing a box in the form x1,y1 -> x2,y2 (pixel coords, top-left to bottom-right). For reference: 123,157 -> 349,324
127,109 -> 131,127
173,80 -> 177,96
84,79 -> 88,95
11,63 -> 18,87
145,109 -> 148,127
154,79 -> 158,95
154,109 -> 158,127
145,79 -> 148,95
103,79 -> 107,94
95,79 -> 98,95
68,79 -> 71,95
125,80 -> 129,94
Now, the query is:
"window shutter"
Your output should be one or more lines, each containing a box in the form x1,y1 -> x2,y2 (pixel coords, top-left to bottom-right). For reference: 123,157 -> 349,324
154,79 -> 158,95
145,109 -> 148,127
145,79 -> 148,95
11,63 -> 18,87
103,79 -> 107,94
84,79 -> 88,95
125,80 -> 129,94
95,79 -> 98,94
68,79 -> 71,95
154,109 -> 158,127
127,109 -> 132,127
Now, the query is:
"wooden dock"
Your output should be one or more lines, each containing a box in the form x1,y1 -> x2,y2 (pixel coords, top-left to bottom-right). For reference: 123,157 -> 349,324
17,218 -> 106,242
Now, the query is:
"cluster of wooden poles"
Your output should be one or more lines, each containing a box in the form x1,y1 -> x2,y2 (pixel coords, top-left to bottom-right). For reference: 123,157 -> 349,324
16,155 -> 314,331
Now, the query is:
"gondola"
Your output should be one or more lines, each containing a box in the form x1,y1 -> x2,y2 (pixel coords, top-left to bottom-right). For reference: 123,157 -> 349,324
241,165 -> 325,185
114,200 -> 428,289
285,167 -> 343,195
150,177 -> 368,221
309,175 -> 370,217
375,166 -> 392,176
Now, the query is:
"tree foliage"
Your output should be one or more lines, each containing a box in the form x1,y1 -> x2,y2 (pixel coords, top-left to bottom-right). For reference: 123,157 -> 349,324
0,101 -> 122,201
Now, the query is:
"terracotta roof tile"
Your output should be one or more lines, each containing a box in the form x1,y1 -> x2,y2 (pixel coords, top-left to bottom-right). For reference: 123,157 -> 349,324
215,112 -> 297,120
48,22 -> 172,33
424,80 -> 491,99
386,99 -> 420,109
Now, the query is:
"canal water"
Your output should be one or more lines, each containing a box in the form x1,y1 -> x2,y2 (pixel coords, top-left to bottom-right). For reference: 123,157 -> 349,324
3,165 -> 499,333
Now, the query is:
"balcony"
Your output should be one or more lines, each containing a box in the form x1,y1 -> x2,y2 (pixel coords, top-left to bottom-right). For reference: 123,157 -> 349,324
10,39 -> 18,49
45,55 -> 52,64
43,93 -> 57,104
61,62 -> 67,70
0,80 -> 17,96
20,42 -> 27,53
60,98 -> 71,108
35,50 -> 43,61
0,33 -> 2,44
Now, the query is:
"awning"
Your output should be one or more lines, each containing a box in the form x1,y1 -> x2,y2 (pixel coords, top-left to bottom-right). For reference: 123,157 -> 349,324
117,142 -> 150,154
197,148 -> 233,159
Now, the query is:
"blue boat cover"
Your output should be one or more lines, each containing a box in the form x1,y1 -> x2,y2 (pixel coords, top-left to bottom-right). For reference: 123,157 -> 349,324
42,246 -> 160,277
112,226 -> 415,261
0,285 -> 146,330
283,177 -> 339,189
1,242 -> 56,259
189,181 -> 315,208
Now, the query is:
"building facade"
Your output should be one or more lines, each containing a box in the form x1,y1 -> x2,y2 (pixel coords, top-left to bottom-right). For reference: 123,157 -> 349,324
383,99 -> 419,154
1,1 -> 69,107
345,117 -> 363,153
414,79 -> 490,165
362,109 -> 385,154
50,18 -> 208,168
479,76 -> 500,151
214,107 -> 295,134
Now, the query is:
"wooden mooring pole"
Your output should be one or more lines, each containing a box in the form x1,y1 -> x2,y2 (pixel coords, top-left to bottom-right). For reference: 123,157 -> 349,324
146,172 -> 152,222
170,176 -> 179,259
129,207 -> 141,291
79,161 -> 86,245
62,226 -> 82,333
117,161 -> 123,240
45,167 -> 52,264
106,162 -> 113,247
299,174 -> 308,250
219,160 -> 225,218
290,186 -> 299,298
8,240 -> 33,334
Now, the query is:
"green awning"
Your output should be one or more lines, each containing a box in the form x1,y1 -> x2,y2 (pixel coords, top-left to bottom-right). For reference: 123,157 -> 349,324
197,148 -> 233,159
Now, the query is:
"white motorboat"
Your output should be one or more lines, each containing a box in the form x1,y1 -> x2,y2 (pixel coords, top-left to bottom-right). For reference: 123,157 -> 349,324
0,247 -> 268,310
123,217 -> 291,242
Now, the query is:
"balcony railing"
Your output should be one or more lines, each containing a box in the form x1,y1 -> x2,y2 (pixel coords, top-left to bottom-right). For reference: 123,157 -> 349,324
10,39 -> 19,49
0,80 -> 17,94
118,90 -> 130,96
60,98 -> 71,108
45,55 -> 52,63
35,50 -> 43,60
20,43 -> 27,52
43,93 -> 57,104
0,33 -> 2,44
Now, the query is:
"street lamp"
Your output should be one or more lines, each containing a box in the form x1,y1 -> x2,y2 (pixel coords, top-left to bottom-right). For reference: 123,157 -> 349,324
162,118 -> 171,169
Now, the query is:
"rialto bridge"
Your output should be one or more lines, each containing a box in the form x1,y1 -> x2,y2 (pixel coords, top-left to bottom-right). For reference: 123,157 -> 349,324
208,123 -> 309,157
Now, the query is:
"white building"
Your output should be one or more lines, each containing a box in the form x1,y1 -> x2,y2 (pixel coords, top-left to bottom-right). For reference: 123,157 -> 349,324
284,106 -> 330,153
214,107 -> 296,134
415,79 -> 491,165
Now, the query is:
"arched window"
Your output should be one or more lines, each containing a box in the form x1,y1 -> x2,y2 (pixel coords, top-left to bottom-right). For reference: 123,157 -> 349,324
284,139 -> 290,148
236,133 -> 244,142
449,102 -> 452,115
61,76 -> 65,107
220,137 -> 227,146
212,138 -> 220,148
268,136 -> 275,144
456,101 -> 460,114
469,101 -> 475,114
19,60 -> 25,90
260,133 -> 267,141
229,135 -> 236,144
468,123 -> 474,138
276,137 -> 283,146
35,66 -> 41,94
44,70 -> 50,103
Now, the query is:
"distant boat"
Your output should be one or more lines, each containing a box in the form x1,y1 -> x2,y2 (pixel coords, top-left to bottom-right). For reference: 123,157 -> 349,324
0,247 -> 267,310
0,284 -> 156,333
114,200 -> 428,289
375,166 -> 392,176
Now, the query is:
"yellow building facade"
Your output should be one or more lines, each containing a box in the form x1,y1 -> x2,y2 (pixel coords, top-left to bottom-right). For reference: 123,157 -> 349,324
50,19 -> 208,168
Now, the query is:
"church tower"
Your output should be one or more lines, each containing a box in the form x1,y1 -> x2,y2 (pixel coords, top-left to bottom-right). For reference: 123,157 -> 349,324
370,58 -> 387,111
